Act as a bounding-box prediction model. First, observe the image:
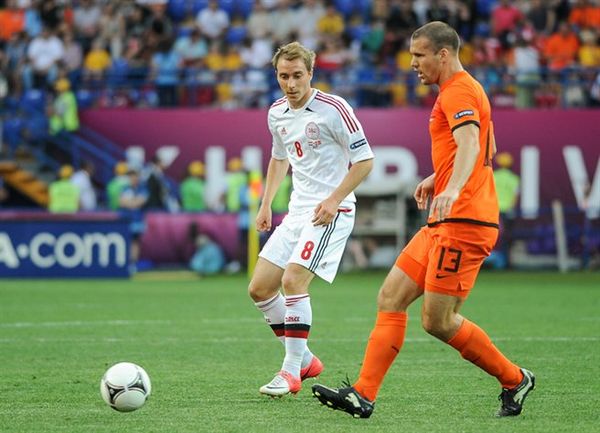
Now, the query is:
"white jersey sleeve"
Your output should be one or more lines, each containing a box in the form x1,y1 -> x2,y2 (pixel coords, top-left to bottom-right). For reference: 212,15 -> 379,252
327,95 -> 374,165
268,98 -> 288,160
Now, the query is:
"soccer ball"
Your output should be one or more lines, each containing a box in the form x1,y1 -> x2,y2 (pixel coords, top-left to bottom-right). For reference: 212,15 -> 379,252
100,362 -> 151,412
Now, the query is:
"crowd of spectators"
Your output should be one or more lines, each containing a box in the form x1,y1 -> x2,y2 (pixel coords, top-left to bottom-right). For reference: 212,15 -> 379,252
1,0 -> 600,111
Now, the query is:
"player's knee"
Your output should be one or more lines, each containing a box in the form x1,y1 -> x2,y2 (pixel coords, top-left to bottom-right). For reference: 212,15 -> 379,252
376,283 -> 410,311
281,273 -> 302,295
421,311 -> 451,339
248,280 -> 271,302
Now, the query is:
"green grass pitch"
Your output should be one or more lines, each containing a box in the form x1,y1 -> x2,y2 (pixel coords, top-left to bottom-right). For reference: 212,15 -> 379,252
1,271 -> 599,433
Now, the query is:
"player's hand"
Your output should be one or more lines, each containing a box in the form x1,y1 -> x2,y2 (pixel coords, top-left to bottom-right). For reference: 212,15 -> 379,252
429,187 -> 459,221
312,197 -> 338,226
414,174 -> 435,210
255,205 -> 272,232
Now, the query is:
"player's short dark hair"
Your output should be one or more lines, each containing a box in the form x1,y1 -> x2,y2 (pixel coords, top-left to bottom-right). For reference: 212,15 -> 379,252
411,21 -> 460,53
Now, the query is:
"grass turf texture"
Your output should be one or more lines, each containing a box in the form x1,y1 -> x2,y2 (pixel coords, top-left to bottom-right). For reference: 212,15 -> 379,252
0,271 -> 599,433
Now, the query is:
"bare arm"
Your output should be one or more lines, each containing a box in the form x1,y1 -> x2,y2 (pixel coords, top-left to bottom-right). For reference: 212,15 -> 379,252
312,158 -> 374,226
429,124 -> 480,221
256,157 -> 290,232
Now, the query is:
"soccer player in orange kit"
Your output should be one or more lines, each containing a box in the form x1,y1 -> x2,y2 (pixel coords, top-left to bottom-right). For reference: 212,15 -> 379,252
312,21 -> 535,418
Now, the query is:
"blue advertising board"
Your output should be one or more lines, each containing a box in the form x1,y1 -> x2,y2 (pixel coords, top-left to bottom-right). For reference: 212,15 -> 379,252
0,219 -> 131,277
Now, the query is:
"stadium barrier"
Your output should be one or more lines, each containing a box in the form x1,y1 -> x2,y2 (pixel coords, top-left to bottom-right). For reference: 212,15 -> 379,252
0,212 -> 131,277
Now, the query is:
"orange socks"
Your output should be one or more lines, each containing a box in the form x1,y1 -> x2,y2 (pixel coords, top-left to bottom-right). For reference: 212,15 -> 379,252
354,311 -> 407,402
447,319 -> 523,389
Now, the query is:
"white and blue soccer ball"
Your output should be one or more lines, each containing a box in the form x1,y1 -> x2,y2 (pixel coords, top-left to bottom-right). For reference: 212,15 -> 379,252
100,362 -> 151,412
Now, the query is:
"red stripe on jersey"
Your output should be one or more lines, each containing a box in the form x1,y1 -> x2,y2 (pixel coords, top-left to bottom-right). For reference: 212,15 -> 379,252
315,93 -> 358,133
285,329 -> 310,339
337,208 -> 352,213
271,98 -> 287,108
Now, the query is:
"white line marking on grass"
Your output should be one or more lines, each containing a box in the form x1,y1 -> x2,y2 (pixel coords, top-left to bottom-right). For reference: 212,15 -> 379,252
0,320 -> 171,328
0,336 -> 598,344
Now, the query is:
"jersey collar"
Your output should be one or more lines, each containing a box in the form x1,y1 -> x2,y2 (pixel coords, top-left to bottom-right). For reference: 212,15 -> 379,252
286,88 -> 318,113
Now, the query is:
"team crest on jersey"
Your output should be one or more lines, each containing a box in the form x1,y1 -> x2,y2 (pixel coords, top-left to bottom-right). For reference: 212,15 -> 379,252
280,127 -> 288,136
454,109 -> 474,119
305,122 -> 320,140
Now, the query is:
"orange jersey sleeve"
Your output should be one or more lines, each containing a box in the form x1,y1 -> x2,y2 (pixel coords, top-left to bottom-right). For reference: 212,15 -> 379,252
428,71 -> 499,227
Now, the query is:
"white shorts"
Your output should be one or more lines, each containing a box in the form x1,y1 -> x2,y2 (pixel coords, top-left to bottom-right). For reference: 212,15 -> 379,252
259,205 -> 355,283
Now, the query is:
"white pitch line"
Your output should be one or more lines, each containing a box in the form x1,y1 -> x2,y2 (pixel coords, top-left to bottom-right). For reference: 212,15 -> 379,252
0,336 -> 598,344
0,320 -> 171,328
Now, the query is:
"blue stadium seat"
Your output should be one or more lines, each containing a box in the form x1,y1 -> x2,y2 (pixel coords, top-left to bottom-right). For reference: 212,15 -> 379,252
476,0 -> 497,18
192,0 -> 209,14
142,89 -> 159,107
3,96 -> 20,114
218,0 -> 235,16
235,0 -> 254,18
177,26 -> 194,38
20,89 -> 46,114
226,26 -> 247,44
106,58 -> 130,87
167,0 -> 189,22
76,89 -> 95,109
2,117 -> 24,150
475,21 -> 491,38
334,0 -> 355,17
349,24 -> 371,42
356,0 -> 372,18
24,113 -> 49,141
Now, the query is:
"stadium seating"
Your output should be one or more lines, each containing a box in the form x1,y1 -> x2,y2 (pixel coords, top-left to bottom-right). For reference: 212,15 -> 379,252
20,89 -> 46,115
218,0 -> 235,16
167,0 -> 189,22
236,0 -> 254,18
2,117 -> 25,151
191,0 -> 209,15
75,89 -> 96,109
349,24 -> 371,43
226,26 -> 247,44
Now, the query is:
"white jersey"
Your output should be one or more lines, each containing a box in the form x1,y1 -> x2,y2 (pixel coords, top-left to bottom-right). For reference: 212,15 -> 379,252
268,89 -> 374,213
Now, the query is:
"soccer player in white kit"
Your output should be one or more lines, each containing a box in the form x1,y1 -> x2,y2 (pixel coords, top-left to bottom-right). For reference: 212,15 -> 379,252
248,41 -> 375,397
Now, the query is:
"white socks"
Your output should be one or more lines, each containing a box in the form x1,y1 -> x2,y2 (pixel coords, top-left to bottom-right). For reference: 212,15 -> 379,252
255,292 -> 314,375
282,294 -> 312,377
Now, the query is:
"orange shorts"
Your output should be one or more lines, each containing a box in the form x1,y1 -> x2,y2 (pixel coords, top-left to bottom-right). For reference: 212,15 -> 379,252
395,223 -> 498,298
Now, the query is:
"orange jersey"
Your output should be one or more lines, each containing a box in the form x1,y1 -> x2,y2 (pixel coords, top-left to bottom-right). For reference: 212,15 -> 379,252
428,71 -> 499,227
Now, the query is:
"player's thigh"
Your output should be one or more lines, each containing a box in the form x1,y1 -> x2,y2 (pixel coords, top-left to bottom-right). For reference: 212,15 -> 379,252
289,209 -> 355,284
281,263 -> 316,296
377,265 -> 424,312
395,226 -> 432,289
248,257 -> 285,301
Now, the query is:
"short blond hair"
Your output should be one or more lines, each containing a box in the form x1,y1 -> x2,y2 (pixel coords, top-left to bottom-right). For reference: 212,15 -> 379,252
271,41 -> 316,72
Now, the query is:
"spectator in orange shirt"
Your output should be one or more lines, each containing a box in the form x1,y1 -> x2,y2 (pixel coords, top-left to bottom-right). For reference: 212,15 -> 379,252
0,0 -> 25,43
568,0 -> 600,30
544,21 -> 580,71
